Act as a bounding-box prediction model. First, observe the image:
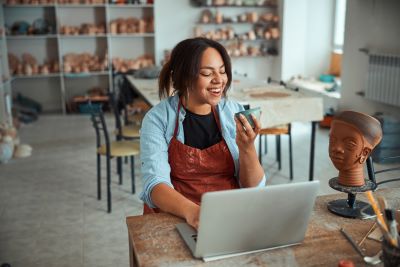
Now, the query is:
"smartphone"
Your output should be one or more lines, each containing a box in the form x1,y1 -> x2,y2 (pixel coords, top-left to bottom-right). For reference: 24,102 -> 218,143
235,107 -> 261,129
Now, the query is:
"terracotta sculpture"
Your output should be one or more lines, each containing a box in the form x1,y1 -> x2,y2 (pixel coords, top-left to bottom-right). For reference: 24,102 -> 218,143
329,111 -> 382,186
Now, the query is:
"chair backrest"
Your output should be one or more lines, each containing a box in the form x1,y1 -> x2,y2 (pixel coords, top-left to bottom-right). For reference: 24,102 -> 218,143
113,74 -> 139,125
108,91 -> 123,140
366,156 -> 400,187
89,104 -> 110,154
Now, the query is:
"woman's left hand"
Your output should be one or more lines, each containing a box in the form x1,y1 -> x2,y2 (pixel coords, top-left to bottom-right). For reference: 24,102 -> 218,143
234,113 -> 261,151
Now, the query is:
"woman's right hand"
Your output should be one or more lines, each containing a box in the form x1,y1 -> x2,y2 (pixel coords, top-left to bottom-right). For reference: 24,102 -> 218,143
184,203 -> 200,229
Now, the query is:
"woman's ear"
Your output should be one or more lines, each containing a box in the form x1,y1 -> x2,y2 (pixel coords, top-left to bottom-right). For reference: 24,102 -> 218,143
358,147 -> 371,164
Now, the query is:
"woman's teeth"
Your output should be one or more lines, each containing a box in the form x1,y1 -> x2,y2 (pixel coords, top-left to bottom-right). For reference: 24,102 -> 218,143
209,88 -> 221,93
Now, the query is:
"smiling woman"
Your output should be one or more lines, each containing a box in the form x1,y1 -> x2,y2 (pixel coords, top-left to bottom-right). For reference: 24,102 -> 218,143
139,37 -> 266,229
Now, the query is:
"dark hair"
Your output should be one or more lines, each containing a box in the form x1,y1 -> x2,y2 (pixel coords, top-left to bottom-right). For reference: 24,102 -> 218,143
158,37 -> 232,99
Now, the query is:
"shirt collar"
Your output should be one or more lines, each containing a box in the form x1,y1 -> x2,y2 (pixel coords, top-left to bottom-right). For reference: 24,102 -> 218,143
170,94 -> 227,114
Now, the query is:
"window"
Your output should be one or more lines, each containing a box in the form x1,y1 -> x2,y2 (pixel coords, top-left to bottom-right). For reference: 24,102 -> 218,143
333,0 -> 347,52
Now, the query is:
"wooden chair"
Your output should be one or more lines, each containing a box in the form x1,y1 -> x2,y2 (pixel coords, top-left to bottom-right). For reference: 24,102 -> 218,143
90,105 -> 140,213
126,113 -> 146,126
258,124 -> 293,180
108,91 -> 141,140
108,91 -> 141,182
113,74 -> 147,127
256,77 -> 296,180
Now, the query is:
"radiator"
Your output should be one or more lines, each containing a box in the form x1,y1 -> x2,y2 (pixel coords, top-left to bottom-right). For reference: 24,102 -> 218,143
365,51 -> 400,107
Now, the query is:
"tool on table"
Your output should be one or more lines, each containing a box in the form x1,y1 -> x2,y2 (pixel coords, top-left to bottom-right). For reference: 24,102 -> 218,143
368,226 -> 383,242
377,196 -> 388,223
359,222 -> 377,246
377,196 -> 388,211
384,209 -> 399,247
341,228 -> 365,257
364,191 -> 398,247
340,228 -> 382,265
365,191 -> 388,231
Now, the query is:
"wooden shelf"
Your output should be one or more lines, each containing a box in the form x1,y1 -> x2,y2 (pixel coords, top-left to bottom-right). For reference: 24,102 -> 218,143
211,38 -> 278,42
63,71 -> 109,78
7,34 -> 58,40
59,34 -> 108,38
13,73 -> 61,79
108,33 -> 154,37
57,4 -> 106,7
4,4 -> 56,7
198,22 -> 256,25
197,4 -> 277,8
107,3 -> 153,8
72,95 -> 108,103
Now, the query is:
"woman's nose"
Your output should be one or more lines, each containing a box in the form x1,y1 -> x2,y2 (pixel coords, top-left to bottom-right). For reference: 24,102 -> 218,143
212,73 -> 222,83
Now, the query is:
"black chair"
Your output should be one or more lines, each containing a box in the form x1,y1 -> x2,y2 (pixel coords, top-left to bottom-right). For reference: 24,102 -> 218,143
113,74 -> 145,127
109,91 -> 141,179
367,156 -> 400,187
109,91 -> 141,140
90,105 -> 140,213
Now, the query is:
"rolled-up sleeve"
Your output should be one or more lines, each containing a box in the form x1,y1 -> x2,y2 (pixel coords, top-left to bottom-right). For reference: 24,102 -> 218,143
139,110 -> 174,208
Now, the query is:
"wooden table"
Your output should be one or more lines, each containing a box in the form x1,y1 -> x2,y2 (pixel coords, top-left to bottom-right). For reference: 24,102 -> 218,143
126,188 -> 400,267
125,76 -> 324,128
125,76 -> 324,180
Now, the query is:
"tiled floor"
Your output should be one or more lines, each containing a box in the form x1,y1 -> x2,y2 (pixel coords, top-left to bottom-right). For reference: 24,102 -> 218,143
0,114 -> 399,267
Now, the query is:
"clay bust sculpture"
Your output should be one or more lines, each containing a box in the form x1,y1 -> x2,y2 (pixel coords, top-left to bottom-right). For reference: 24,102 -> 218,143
329,111 -> 382,186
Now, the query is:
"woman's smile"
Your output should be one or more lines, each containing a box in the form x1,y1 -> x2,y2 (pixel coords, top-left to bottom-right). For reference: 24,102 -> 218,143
207,87 -> 222,96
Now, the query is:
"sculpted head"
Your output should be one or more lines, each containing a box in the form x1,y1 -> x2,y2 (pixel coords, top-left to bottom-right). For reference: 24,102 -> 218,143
329,111 -> 382,186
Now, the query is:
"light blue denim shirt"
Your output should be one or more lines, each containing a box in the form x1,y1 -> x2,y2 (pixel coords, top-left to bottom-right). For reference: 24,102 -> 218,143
139,94 -> 266,208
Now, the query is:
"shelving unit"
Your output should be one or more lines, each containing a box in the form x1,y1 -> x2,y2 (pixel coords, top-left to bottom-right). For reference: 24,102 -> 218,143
0,5 -> 13,126
193,0 -> 279,58
1,1 -> 155,114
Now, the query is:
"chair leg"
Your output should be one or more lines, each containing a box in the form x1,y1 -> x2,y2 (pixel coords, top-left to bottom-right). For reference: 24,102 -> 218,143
116,157 -> 119,175
288,125 -> 293,180
117,157 -> 123,185
276,135 -> 281,170
264,135 -> 268,155
107,156 -> 112,213
97,153 -> 101,200
258,134 -> 263,164
130,156 -> 135,194
125,156 -> 128,164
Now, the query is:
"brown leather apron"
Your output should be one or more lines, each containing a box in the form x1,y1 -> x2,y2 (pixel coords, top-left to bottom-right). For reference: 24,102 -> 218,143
143,101 -> 239,214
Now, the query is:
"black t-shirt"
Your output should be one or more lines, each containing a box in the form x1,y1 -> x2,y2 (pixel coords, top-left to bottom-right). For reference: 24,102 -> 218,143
183,108 -> 222,150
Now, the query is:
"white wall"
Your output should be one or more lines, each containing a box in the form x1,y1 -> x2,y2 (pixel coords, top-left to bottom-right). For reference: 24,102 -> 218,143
305,0 -> 334,77
280,0 -> 333,80
154,0 -> 198,66
340,0 -> 400,115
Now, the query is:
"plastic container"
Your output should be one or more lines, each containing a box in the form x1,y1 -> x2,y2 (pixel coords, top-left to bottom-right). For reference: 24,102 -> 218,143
78,103 -> 102,114
319,74 -> 335,83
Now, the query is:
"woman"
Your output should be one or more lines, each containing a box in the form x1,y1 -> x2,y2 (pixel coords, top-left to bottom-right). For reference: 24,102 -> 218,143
139,37 -> 265,229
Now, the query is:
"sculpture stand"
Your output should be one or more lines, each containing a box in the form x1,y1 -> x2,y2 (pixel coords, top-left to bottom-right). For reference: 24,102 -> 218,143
327,177 -> 377,219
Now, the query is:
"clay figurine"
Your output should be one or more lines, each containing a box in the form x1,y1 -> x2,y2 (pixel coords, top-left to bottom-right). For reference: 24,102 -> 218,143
329,111 -> 382,186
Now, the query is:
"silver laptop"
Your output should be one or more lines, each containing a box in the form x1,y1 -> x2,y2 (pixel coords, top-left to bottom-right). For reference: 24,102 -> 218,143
176,180 -> 320,261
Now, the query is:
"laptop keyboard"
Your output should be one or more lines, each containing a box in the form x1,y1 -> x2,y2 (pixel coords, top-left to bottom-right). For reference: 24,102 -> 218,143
191,234 -> 197,242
